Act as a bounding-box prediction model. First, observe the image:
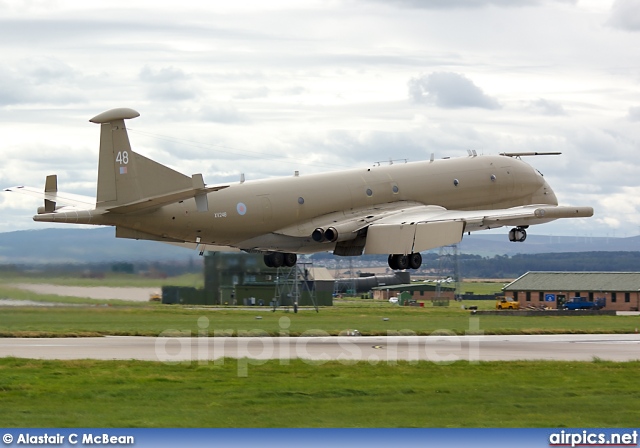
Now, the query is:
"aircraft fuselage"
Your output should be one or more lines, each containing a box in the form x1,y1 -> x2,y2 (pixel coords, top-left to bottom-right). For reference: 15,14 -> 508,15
14,108 -> 590,269
104,154 -> 553,251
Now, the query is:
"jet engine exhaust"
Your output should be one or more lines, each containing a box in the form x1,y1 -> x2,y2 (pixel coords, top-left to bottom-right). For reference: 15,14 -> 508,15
324,227 -> 338,242
312,228 -> 325,242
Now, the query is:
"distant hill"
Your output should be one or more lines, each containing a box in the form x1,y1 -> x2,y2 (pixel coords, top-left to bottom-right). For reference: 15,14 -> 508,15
0,227 -> 638,265
457,233 -> 640,256
0,227 -> 198,264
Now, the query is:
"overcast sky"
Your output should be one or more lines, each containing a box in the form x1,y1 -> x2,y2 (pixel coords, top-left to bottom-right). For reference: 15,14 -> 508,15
1,0 -> 639,239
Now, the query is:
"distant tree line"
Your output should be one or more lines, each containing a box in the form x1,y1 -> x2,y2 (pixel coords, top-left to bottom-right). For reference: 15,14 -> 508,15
0,259 -> 203,277
440,252 -> 640,278
310,251 -> 640,278
4,251 -> 640,280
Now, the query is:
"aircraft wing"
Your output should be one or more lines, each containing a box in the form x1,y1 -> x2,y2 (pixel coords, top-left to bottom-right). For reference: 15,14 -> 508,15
364,204 -> 593,254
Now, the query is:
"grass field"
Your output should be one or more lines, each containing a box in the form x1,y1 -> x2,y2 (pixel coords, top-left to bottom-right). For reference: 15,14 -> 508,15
0,357 -> 638,427
0,280 -> 639,336
1,302 -> 638,337
1,275 -> 639,428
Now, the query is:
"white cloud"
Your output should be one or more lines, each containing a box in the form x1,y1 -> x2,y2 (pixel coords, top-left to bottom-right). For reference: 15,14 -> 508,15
139,66 -> 198,101
361,0 -> 576,9
408,72 -> 501,109
627,106 -> 640,121
233,86 -> 271,100
198,105 -> 248,124
0,58 -> 85,106
0,0 -> 638,239
527,98 -> 567,116
607,0 -> 640,31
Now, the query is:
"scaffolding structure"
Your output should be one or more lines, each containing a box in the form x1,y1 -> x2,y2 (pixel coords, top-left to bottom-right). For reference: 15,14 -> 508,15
273,261 -> 319,312
435,244 -> 462,301
332,258 -> 357,297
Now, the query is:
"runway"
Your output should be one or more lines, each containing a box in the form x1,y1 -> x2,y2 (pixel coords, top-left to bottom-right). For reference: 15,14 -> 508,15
1,334 -> 639,363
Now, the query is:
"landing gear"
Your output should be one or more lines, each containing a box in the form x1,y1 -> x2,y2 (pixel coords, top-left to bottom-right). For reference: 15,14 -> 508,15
283,253 -> 297,267
388,253 -> 422,270
409,252 -> 422,270
264,252 -> 297,268
509,226 -> 527,242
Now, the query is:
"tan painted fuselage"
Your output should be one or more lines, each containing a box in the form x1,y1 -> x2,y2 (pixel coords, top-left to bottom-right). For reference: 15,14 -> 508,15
96,154 -> 553,252
18,108 -> 590,261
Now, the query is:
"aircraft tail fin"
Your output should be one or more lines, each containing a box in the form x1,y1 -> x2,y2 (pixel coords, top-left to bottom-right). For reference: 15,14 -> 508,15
90,108 -> 193,209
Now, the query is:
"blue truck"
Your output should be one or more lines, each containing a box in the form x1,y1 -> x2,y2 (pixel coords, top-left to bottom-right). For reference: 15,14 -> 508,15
562,297 -> 605,310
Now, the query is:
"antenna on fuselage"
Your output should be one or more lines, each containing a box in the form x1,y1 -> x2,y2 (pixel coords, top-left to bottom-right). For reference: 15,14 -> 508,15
500,152 -> 562,157
430,153 -> 435,162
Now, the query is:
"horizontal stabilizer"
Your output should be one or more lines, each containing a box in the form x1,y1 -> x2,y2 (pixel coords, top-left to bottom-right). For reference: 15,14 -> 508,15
4,185 -> 95,209
106,184 -> 228,214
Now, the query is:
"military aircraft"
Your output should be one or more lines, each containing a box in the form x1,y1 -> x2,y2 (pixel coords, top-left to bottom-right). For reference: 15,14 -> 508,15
6,108 -> 593,270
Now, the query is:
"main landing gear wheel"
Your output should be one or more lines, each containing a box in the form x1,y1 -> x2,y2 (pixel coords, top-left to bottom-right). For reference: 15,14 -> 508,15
264,252 -> 297,268
409,252 -> 422,270
388,253 -> 421,270
283,253 -> 297,267
508,226 -> 527,242
389,254 -> 409,270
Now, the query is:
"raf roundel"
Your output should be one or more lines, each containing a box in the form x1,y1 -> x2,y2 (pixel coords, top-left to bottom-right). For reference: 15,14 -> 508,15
237,202 -> 247,216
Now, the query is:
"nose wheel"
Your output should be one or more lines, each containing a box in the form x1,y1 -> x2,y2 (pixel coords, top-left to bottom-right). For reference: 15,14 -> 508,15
509,226 -> 527,242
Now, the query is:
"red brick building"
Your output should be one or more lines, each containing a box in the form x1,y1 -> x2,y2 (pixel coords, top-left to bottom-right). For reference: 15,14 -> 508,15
504,272 -> 640,311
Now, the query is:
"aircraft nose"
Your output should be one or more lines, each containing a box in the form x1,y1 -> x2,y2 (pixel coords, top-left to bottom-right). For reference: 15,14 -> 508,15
540,179 -> 558,205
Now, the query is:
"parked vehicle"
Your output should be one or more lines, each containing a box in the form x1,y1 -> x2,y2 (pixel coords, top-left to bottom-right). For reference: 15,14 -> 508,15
562,297 -> 605,310
496,297 -> 520,310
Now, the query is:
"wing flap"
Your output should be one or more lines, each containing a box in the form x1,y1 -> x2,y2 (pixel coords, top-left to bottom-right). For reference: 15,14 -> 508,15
365,221 -> 464,254
414,221 -> 465,252
365,222 -> 415,254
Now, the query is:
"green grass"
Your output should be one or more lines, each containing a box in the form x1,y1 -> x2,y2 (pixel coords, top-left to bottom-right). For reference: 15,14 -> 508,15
0,357 -> 638,427
0,303 -> 637,337
0,279 -> 637,337
1,276 -> 637,428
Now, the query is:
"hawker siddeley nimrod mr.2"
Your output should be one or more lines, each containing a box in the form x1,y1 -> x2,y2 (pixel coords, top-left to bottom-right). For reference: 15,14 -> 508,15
6,108 -> 594,270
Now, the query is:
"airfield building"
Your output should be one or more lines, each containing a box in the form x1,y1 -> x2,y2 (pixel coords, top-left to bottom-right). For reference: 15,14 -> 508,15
163,252 -> 334,306
504,271 -> 640,311
371,282 -> 455,304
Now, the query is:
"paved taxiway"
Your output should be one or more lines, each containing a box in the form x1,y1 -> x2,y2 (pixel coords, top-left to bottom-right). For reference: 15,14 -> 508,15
0,334 -> 639,362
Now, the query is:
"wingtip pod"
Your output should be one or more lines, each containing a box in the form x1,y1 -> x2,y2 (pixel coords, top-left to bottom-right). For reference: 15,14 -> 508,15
534,206 -> 594,219
90,108 -> 140,124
